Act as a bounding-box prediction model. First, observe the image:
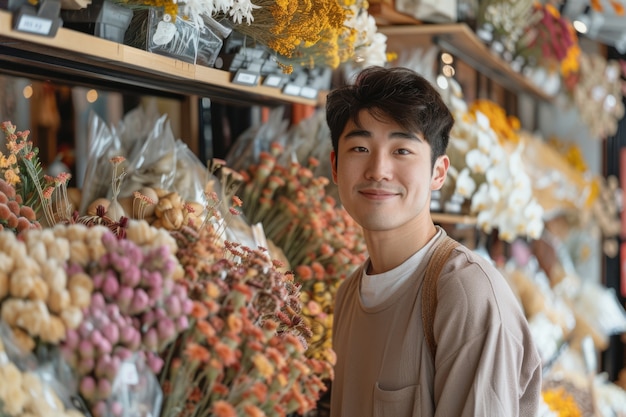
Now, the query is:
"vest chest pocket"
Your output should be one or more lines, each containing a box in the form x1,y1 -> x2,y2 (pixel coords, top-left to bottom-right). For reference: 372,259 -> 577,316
373,382 -> 432,417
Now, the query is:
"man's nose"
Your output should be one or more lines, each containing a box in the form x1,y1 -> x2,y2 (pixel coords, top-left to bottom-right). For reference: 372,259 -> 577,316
364,152 -> 392,182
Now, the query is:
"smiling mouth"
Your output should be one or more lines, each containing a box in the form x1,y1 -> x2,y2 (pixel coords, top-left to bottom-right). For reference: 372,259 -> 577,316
359,189 -> 398,199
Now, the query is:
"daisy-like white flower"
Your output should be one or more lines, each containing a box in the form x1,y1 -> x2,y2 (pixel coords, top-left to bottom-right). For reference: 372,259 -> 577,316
488,145 -> 506,166
470,183 -> 492,213
466,149 -> 491,174
524,199 -> 545,222
485,162 -> 509,190
349,9 -> 389,67
228,0 -> 260,25
525,217 -> 545,240
474,111 -> 492,131
455,168 -> 476,199
476,129 -> 495,154
508,185 -> 532,208
476,209 -> 495,233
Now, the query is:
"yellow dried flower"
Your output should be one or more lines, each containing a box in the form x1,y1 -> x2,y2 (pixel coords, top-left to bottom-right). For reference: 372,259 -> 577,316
542,387 -> 582,417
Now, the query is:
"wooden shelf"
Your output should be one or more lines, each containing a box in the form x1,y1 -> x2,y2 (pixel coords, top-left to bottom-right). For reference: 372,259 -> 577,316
0,10 -> 318,107
378,23 -> 554,102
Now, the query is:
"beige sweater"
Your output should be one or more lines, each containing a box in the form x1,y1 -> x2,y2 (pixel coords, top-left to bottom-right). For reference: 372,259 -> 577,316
330,230 -> 542,417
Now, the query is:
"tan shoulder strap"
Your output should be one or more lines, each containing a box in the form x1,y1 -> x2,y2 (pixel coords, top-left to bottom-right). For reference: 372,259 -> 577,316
422,236 -> 459,359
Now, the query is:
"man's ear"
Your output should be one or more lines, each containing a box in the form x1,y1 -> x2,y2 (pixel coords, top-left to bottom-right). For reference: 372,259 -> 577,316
331,150 -> 338,184
431,155 -> 449,190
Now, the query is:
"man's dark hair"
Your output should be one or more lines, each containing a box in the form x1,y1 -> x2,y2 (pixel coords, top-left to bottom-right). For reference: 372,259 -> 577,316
325,66 -> 455,168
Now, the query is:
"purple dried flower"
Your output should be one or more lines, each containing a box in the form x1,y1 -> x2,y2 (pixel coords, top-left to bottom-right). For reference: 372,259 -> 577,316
119,325 -> 137,346
92,272 -> 105,290
97,377 -> 112,399
80,376 -> 96,399
165,294 -> 182,317
146,351 -> 164,374
77,357 -> 95,375
64,328 -> 79,349
96,336 -> 113,355
175,315 -> 189,332
142,327 -> 158,351
110,401 -> 123,417
91,401 -> 107,417
120,265 -> 141,287
95,355 -> 112,379
142,270 -> 163,289
182,298 -> 193,315
148,286 -> 162,301
113,346 -> 133,361
116,286 -> 134,312
89,329 -> 104,347
78,339 -> 95,359
90,292 -> 106,311
157,317 -> 176,343
100,323 -> 119,345
101,275 -> 120,299
130,288 -> 150,314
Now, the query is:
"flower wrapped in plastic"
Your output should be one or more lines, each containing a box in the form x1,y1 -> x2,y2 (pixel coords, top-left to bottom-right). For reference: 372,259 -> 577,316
0,322 -> 86,417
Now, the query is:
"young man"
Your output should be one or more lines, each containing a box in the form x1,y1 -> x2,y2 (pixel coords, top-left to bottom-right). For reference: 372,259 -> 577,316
325,66 -> 542,416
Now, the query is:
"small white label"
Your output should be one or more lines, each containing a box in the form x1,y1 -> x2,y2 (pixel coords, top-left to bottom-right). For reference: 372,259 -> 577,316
233,70 -> 259,86
16,15 -> 53,36
264,75 -> 282,87
283,84 -> 301,96
118,362 -> 139,385
300,86 -> 318,99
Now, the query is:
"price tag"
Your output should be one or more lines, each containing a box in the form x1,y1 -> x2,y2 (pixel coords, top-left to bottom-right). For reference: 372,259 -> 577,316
263,74 -> 284,88
12,0 -> 62,38
232,69 -> 259,86
282,83 -> 301,96
300,86 -> 318,99
15,14 -> 53,36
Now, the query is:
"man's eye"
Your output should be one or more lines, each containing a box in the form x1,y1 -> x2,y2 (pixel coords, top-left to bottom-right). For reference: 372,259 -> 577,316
353,147 -> 368,152
396,149 -> 412,155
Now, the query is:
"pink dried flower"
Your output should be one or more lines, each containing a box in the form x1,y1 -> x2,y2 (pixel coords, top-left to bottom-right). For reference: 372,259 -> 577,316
101,323 -> 120,345
146,351 -> 164,374
97,377 -> 112,398
142,327 -> 159,351
101,276 -> 120,298
79,339 -> 95,359
80,376 -> 96,399
130,288 -> 150,314
157,317 -> 176,342
116,286 -> 134,311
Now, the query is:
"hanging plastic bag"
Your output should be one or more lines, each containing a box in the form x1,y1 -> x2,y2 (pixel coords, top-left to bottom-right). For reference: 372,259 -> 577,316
0,322 -> 85,417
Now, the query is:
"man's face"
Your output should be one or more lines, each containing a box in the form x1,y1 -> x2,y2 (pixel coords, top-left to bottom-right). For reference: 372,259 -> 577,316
331,110 -> 448,235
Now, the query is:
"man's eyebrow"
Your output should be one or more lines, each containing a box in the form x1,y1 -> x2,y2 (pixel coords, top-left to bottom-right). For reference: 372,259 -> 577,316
391,131 -> 422,141
343,130 -> 423,141
343,129 -> 370,139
